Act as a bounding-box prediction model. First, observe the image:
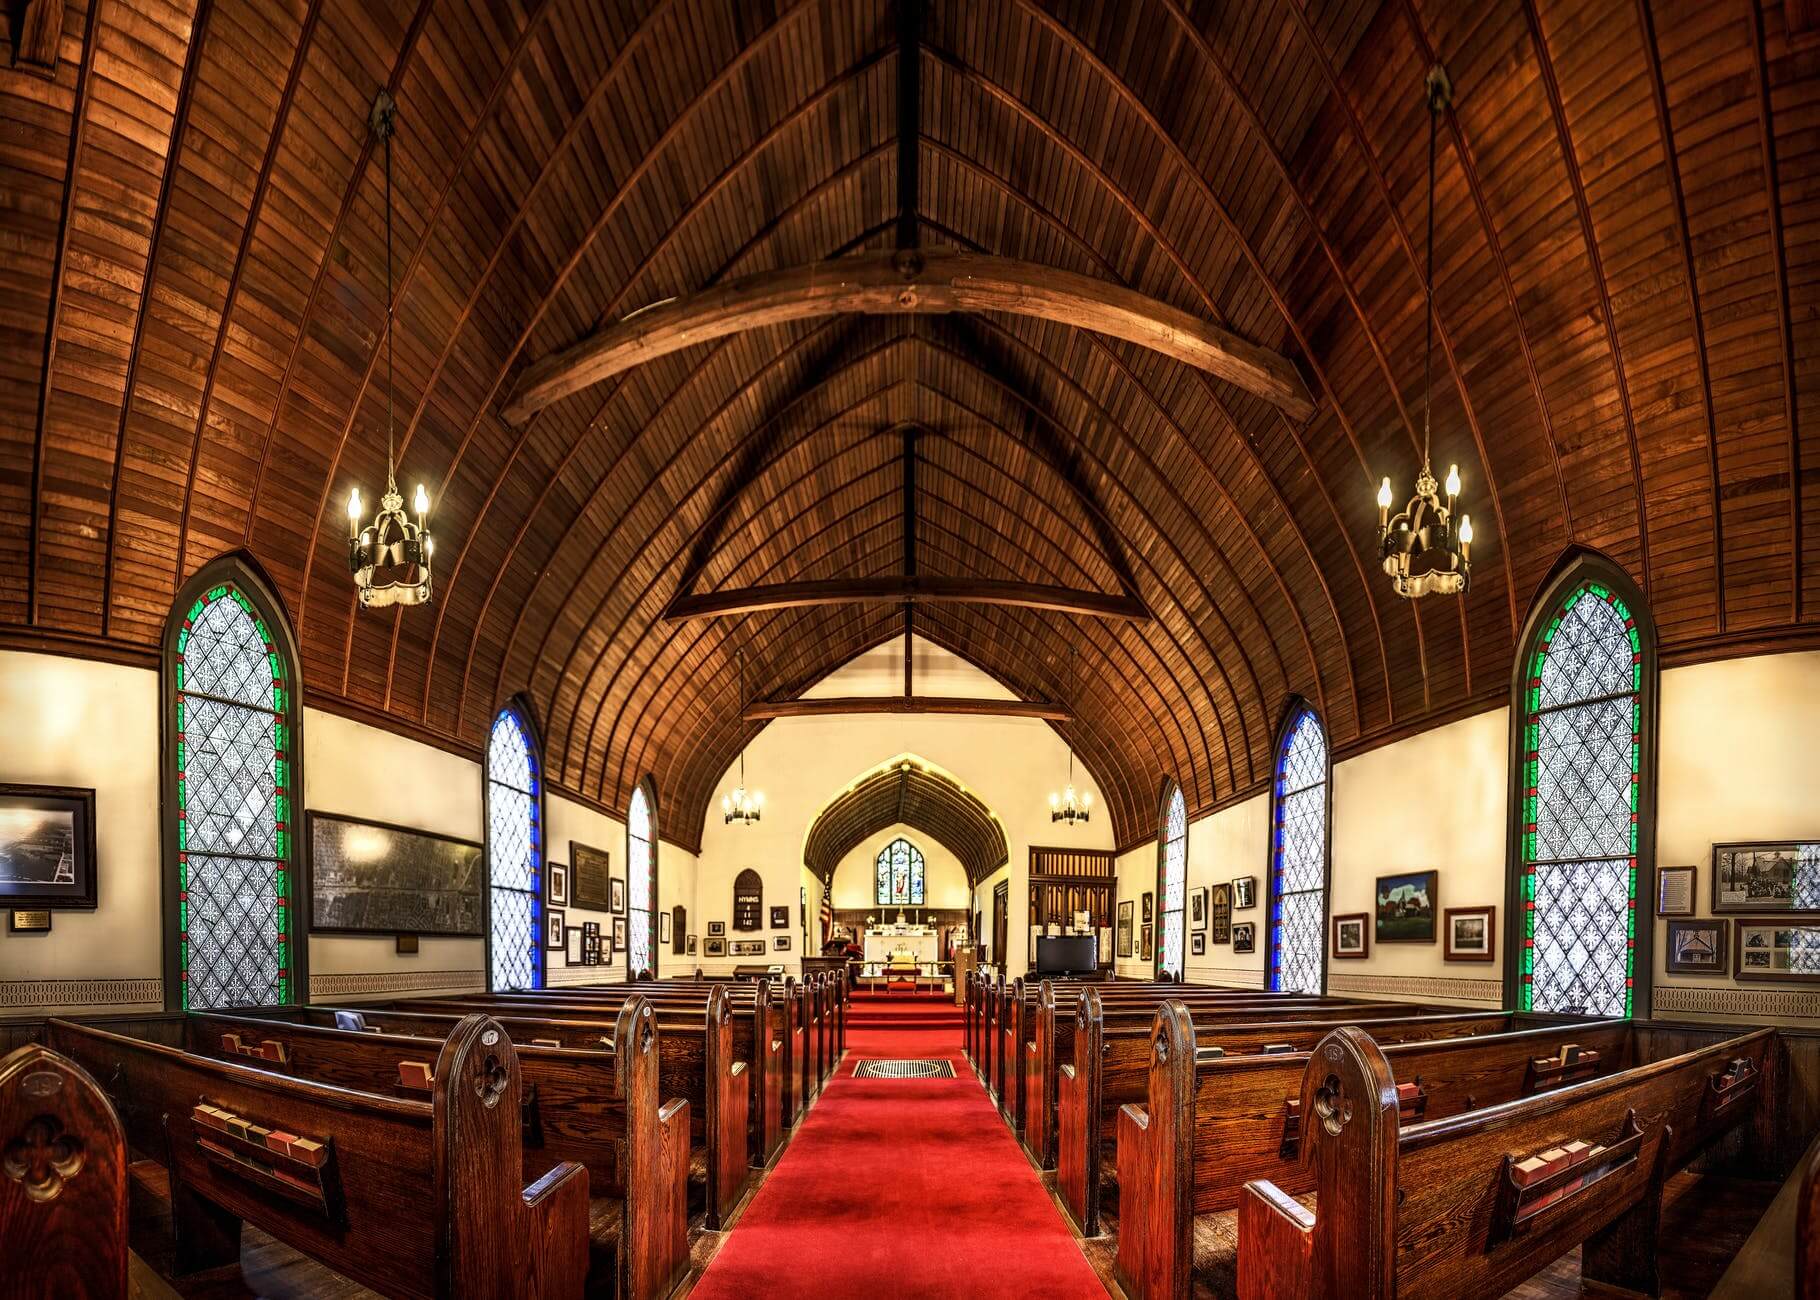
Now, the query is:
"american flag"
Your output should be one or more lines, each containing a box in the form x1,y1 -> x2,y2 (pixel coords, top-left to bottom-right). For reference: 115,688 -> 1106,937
819,886 -> 834,949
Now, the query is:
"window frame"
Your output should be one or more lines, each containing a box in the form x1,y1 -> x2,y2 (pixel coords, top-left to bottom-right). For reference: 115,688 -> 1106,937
874,837 -> 927,907
159,553 -> 307,1012
1153,780 -> 1187,978
1264,698 -> 1331,996
1504,551 -> 1658,1018
625,776 -> 659,980
484,698 -> 545,992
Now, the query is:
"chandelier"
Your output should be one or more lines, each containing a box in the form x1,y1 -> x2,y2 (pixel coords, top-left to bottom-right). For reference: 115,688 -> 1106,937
1377,66 -> 1472,600
1050,647 -> 1092,825
722,651 -> 764,825
347,89 -> 433,609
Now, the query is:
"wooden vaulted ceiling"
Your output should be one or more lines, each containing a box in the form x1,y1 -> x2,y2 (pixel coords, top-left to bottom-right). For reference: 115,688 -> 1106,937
802,759 -> 1009,886
2,0 -> 1816,852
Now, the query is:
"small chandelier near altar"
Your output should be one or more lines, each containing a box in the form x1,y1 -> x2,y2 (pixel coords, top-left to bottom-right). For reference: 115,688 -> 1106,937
347,89 -> 434,609
1377,65 -> 1471,601
722,651 -> 764,825
1050,647 -> 1092,825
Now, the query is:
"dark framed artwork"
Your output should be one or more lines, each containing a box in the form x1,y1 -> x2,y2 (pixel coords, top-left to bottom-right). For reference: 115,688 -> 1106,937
1210,882 -> 1232,944
1332,913 -> 1369,959
1232,876 -> 1257,910
1189,887 -> 1207,930
546,910 -> 566,951
770,905 -> 789,929
1665,918 -> 1729,975
1116,900 -> 1134,958
1443,906 -> 1496,962
1190,931 -> 1206,957
660,911 -> 672,944
609,876 -> 626,915
774,934 -> 791,951
570,841 -> 611,910
708,920 -> 726,937
1713,842 -> 1820,916
1140,922 -> 1153,961
0,784 -> 98,910
733,939 -> 766,956
547,861 -> 569,907
1734,921 -> 1820,982
705,936 -> 725,958
306,811 -> 482,936
688,934 -> 698,955
1142,891 -> 1153,924
612,915 -> 628,953
1655,865 -> 1695,917
1374,870 -> 1437,943
1232,922 -> 1255,954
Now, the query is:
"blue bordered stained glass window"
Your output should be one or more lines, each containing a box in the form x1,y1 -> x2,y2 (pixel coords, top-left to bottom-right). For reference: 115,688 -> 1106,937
1268,709 -> 1327,995
876,838 -> 926,906
1517,582 -> 1643,1017
627,784 -> 654,978
487,708 -> 541,990
173,583 -> 294,1010
1158,786 -> 1187,978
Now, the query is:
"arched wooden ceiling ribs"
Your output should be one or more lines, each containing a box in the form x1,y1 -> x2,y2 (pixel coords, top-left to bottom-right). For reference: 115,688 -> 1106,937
9,0 -> 1816,854
801,759 -> 1009,887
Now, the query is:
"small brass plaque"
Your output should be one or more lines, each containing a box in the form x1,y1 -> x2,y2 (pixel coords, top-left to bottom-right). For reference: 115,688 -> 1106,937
9,910 -> 52,933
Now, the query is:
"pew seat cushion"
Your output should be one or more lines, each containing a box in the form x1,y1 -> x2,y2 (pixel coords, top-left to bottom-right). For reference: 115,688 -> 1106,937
1190,1195 -> 1314,1297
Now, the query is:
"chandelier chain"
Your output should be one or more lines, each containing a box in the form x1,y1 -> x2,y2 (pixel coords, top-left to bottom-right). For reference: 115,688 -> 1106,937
1423,68 -> 1436,472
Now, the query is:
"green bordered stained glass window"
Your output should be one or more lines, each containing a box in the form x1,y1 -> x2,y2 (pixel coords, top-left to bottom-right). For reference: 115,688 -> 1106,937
174,584 -> 293,1010
1517,582 -> 1642,1017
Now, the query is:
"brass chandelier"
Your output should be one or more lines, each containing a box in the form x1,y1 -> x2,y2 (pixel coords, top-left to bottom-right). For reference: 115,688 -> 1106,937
1377,66 -> 1472,600
1049,647 -> 1093,825
347,89 -> 434,609
722,651 -> 765,825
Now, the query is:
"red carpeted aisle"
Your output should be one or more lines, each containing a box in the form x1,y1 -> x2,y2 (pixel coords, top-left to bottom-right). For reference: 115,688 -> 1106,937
691,994 -> 1106,1299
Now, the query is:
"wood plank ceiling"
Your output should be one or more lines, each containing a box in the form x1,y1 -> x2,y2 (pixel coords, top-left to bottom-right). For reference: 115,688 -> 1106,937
1,0 -> 1815,853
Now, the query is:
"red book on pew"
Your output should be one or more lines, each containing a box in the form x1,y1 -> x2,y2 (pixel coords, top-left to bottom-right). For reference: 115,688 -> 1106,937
398,1060 -> 434,1091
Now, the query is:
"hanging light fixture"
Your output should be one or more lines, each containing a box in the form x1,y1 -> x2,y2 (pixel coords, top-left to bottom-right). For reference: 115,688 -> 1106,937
722,650 -> 764,825
1050,647 -> 1093,826
1377,65 -> 1472,600
347,89 -> 434,609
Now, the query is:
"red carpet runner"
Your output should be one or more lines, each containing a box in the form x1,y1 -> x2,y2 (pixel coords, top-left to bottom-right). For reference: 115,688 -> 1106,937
691,994 -> 1107,1299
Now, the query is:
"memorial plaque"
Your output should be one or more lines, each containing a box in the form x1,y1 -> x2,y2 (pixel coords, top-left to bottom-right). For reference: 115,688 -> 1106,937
571,842 -> 611,910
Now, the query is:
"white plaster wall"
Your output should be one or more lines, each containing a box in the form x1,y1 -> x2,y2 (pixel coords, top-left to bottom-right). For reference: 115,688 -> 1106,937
828,826 -> 970,910
544,793 -> 699,986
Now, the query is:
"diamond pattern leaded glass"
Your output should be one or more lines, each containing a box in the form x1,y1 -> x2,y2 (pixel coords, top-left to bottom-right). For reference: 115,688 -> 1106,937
1270,710 -> 1327,996
1519,583 -> 1642,1016
1159,788 -> 1186,977
487,710 -> 541,991
628,786 -> 653,977
875,839 -> 926,906
174,585 -> 290,1010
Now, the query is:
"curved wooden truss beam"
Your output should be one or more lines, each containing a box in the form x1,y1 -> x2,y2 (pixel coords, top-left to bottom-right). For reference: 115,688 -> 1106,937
499,250 -> 1317,424
661,575 -> 1149,623
743,696 -> 1071,722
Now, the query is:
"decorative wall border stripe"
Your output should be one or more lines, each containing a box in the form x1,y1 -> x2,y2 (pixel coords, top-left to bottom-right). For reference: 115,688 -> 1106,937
1328,972 -> 1502,1003
307,969 -> 485,999
1653,985 -> 1820,1022
0,978 -> 164,1011
1185,964 -> 1265,989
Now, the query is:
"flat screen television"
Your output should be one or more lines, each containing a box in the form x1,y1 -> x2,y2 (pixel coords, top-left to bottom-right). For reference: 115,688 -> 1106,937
1035,934 -> 1098,976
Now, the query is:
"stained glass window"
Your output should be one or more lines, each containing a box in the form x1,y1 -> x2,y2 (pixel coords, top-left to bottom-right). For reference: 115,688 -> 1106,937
487,708 -> 541,991
172,582 -> 294,1010
1158,786 -> 1186,978
875,838 -> 926,906
1517,581 -> 1645,1017
627,784 -> 654,978
1268,709 -> 1327,995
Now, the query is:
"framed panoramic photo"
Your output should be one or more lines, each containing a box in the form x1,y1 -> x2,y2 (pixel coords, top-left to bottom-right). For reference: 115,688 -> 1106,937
0,784 -> 97,910
1664,918 -> 1728,975
307,811 -> 482,936
1656,865 -> 1695,917
1375,869 -> 1438,943
1117,900 -> 1134,958
1443,905 -> 1496,962
1734,920 -> 1820,982
1332,912 -> 1369,959
1712,841 -> 1820,915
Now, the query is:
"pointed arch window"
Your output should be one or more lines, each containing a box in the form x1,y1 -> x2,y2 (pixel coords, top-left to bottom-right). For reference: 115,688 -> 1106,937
1512,564 -> 1655,1017
1156,784 -> 1187,978
164,562 -> 303,1011
627,783 -> 656,979
486,707 -> 542,991
1267,706 -> 1328,995
876,838 -> 926,906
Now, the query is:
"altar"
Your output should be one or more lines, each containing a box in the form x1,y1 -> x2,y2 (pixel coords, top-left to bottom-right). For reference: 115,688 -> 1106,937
862,924 -> 939,966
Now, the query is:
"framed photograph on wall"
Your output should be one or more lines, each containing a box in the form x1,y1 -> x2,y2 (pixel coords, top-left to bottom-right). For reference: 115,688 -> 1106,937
1656,865 -> 1695,917
1232,922 -> 1255,954
708,920 -> 726,937
1140,922 -> 1153,961
1117,900 -> 1134,958
1142,892 -> 1153,924
609,876 -> 626,914
660,911 -> 672,944
1665,918 -> 1729,975
770,905 -> 789,929
1332,912 -> 1369,959
546,910 -> 565,951
1189,887 -> 1207,929
774,935 -> 791,952
1210,882 -> 1232,944
0,784 -> 97,911
1232,876 -> 1257,910
688,934 -> 698,955
1443,906 -> 1496,962
612,915 -> 628,953
704,936 -> 726,958
570,841 -> 611,910
1713,842 -> 1820,915
307,811 -> 482,936
1734,920 -> 1820,982
1190,931 -> 1206,957
1374,870 -> 1437,943
547,861 -> 569,907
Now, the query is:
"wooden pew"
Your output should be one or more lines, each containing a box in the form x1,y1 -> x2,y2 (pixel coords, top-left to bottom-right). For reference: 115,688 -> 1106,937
1801,1136 -> 1820,1299
1117,1008 -> 1774,1300
45,1013 -> 598,1300
1056,989 -> 1518,1235
0,1042 -> 130,1300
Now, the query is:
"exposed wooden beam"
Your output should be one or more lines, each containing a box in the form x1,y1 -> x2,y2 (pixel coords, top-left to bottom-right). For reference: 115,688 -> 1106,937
662,575 -> 1151,622
744,696 -> 1072,722
11,0 -> 64,77
500,250 -> 1316,423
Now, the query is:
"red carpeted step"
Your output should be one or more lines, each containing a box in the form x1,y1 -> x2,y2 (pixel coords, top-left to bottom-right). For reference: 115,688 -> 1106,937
692,1000 -> 1104,1299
